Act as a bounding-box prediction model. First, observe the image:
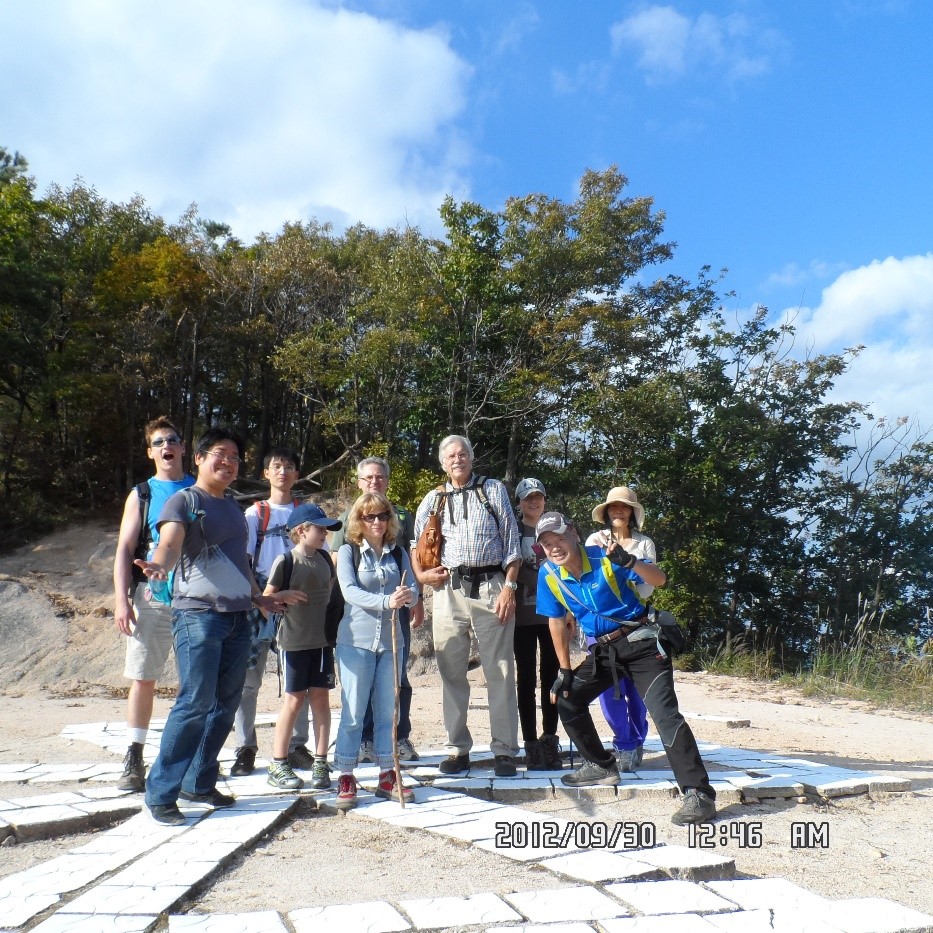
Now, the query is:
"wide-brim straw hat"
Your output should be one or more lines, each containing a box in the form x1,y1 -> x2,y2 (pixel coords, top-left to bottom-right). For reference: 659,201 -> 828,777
591,486 -> 645,529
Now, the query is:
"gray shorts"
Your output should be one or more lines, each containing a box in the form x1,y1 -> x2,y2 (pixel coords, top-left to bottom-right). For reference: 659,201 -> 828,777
122,584 -> 174,682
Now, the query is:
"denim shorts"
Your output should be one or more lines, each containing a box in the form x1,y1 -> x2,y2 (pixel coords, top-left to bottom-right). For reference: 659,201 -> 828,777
281,646 -> 335,693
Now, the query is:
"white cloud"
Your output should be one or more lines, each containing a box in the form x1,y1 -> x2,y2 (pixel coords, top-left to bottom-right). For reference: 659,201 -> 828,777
610,5 -> 782,83
0,0 -> 473,238
782,254 -> 933,423
762,259 -> 851,291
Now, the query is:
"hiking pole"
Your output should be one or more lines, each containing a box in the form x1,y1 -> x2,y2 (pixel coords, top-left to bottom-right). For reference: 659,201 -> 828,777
391,572 -> 407,808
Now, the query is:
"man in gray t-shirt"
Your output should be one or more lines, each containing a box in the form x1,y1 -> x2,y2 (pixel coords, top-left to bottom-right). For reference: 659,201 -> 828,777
134,427 -> 305,826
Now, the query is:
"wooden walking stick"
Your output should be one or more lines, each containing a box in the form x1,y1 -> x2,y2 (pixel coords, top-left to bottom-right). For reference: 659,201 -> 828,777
390,571 -> 408,807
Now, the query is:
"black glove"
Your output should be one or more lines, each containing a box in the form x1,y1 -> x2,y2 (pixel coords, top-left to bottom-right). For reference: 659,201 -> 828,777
607,543 -> 637,569
551,668 -> 574,698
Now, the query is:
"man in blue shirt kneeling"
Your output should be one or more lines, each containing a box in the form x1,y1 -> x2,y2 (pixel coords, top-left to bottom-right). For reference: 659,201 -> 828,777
535,511 -> 716,826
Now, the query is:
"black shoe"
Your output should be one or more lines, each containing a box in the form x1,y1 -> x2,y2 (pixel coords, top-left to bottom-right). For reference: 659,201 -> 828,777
288,744 -> 316,770
494,755 -> 518,777
179,788 -> 236,808
230,747 -> 256,777
438,754 -> 470,774
523,740 -> 544,770
117,743 -> 146,792
539,733 -> 563,770
671,789 -> 717,826
149,803 -> 186,826
560,760 -> 621,787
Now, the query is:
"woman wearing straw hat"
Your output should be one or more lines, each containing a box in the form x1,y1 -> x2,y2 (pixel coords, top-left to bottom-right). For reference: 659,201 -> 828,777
585,486 -> 652,772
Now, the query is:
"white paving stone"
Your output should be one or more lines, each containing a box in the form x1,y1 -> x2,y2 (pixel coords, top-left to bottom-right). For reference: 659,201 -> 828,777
0,889 -> 61,928
58,883 -> 190,916
606,879 -> 737,915
169,911 -> 288,932
399,891 -> 522,928
539,850 -> 661,883
504,885 -> 630,922
704,907 -> 846,932
489,925 -> 600,933
27,913 -> 159,932
808,897 -> 933,933
626,846 -> 734,875
290,901 -> 410,933
599,915 -> 720,931
705,878 -> 831,911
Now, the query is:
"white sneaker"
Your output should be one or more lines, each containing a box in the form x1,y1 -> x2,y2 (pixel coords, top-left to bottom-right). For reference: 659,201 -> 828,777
358,740 -> 376,763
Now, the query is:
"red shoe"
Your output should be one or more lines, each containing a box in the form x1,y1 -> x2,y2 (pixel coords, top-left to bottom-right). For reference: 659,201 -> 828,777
335,773 -> 358,810
375,769 -> 414,803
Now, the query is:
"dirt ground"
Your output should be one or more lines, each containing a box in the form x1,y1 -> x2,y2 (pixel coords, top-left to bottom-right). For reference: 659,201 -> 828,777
1,520 -> 931,919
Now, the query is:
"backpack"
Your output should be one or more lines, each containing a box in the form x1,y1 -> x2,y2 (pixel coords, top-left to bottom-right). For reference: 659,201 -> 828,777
254,498 -> 300,569
279,548 -> 348,648
130,481 -> 153,589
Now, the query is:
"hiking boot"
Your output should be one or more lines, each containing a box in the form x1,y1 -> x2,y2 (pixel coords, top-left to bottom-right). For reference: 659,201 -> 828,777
616,745 -> 644,773
117,743 -> 146,792
438,754 -> 470,775
397,738 -> 420,762
267,759 -> 304,790
310,757 -> 332,790
230,747 -> 256,777
230,748 -> 256,777
560,759 -> 621,787
358,740 -> 376,763
539,733 -> 563,770
335,773 -> 358,810
375,769 -> 415,803
494,755 -> 518,777
288,744 -> 316,770
149,803 -> 186,826
671,789 -> 717,826
523,740 -> 544,771
179,788 -> 236,808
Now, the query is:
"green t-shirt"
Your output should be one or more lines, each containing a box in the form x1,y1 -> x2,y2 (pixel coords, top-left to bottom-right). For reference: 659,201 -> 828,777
267,549 -> 333,650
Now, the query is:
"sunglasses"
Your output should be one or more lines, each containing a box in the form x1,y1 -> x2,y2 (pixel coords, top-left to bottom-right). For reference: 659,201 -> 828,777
361,511 -> 390,524
150,435 -> 182,448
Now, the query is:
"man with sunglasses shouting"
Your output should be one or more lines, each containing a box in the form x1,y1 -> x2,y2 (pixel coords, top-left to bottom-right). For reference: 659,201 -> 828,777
113,417 -> 195,793
134,427 -> 306,825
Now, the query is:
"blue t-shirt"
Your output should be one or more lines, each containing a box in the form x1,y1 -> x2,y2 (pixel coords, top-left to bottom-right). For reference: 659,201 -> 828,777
535,545 -> 649,639
144,475 -> 195,604
157,487 -> 253,613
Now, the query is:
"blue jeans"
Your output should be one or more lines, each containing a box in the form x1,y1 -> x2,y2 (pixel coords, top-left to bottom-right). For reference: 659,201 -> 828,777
362,609 -> 412,743
145,608 -> 251,806
334,644 -> 399,772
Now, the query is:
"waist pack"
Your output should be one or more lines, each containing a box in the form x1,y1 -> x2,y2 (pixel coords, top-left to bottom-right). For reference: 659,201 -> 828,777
651,608 -> 686,656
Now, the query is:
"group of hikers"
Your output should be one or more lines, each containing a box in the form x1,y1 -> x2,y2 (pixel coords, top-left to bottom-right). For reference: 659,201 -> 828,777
114,418 -> 716,827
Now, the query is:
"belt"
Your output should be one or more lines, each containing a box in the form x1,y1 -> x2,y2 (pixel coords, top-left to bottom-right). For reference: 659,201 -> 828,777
453,564 -> 502,579
594,614 -> 649,645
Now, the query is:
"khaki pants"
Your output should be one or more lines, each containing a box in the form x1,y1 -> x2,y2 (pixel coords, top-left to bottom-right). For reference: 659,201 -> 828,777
432,575 -> 519,758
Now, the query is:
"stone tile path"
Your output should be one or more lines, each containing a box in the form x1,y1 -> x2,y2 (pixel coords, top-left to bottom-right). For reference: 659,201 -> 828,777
0,719 -> 929,933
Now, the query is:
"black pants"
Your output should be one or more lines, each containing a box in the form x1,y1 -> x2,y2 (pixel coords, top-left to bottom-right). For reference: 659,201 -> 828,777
513,623 -> 559,741
557,637 -> 715,798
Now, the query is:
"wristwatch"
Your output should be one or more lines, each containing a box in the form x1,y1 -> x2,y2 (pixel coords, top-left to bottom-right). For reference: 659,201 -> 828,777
504,580 -> 518,591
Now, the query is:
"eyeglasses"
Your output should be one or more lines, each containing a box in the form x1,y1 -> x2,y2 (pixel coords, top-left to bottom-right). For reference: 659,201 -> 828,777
150,435 -> 182,448
361,511 -> 390,524
360,474 -> 388,485
204,449 -> 241,464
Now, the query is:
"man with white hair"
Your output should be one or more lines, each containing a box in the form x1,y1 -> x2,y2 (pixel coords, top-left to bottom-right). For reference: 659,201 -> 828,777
411,435 -> 522,776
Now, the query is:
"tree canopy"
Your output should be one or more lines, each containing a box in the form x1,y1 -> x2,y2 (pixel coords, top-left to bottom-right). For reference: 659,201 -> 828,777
1,146 -> 929,658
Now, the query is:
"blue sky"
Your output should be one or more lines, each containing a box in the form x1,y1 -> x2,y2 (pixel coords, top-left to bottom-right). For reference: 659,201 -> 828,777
3,0 -> 931,429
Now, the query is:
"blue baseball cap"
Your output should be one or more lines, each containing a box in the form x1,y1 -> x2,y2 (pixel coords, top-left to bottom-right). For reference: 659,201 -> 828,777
287,502 -> 342,531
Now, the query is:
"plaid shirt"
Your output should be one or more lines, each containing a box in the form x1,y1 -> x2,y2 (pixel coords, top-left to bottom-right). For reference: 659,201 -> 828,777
414,474 -> 521,570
